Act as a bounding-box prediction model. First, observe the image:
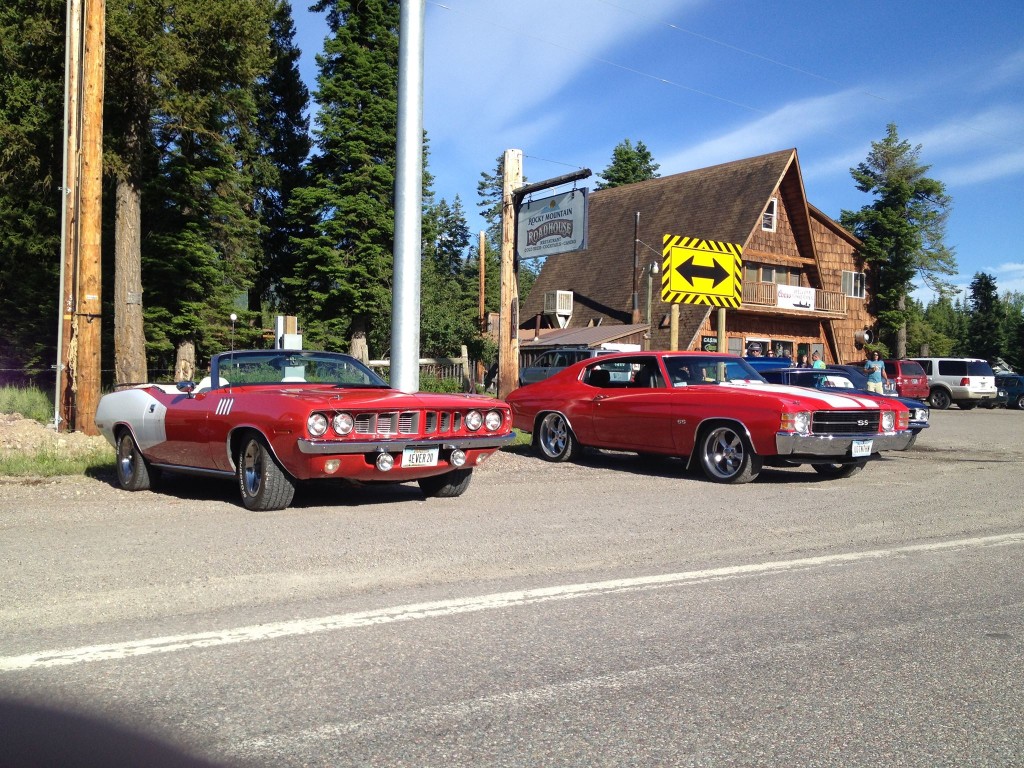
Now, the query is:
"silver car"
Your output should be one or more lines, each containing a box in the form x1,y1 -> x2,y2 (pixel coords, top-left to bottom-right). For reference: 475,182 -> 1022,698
519,348 -> 616,386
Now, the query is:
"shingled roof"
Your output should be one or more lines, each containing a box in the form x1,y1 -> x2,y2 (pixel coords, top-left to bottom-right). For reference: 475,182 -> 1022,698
521,149 -> 800,346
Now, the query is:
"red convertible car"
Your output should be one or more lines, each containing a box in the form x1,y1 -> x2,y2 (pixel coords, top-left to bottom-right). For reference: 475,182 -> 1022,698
96,349 -> 513,510
506,351 -> 912,482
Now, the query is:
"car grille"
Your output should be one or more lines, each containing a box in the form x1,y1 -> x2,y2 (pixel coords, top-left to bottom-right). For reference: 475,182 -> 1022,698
812,410 -> 879,435
353,411 -> 463,436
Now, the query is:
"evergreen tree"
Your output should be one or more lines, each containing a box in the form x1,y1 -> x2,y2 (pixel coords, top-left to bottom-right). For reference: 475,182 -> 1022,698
595,139 -> 660,189
923,295 -> 968,356
251,0 -> 312,314
287,0 -> 400,359
965,272 -> 1004,362
840,124 -> 957,357
0,0 -> 66,386
997,290 -> 1023,369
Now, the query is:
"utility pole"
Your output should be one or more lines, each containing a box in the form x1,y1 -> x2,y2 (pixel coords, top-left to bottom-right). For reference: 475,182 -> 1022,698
57,0 -> 104,435
497,149 -> 522,400
75,0 -> 105,435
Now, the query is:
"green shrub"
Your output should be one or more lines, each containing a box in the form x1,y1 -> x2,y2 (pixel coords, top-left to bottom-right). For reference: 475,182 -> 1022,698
418,376 -> 464,393
0,385 -> 53,424
0,445 -> 114,477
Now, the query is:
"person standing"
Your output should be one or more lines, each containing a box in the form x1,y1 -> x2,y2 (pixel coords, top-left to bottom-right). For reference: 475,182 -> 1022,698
796,353 -> 810,368
811,351 -> 826,369
863,351 -> 888,394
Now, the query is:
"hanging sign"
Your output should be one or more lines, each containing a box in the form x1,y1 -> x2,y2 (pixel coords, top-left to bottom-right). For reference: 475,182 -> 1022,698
516,189 -> 588,261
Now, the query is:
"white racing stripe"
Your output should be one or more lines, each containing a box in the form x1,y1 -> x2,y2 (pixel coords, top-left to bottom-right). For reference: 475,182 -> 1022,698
2,533 -> 1021,673
727,381 -> 881,409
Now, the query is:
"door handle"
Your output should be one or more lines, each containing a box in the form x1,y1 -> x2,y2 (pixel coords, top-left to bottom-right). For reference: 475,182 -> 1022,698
593,395 -> 608,401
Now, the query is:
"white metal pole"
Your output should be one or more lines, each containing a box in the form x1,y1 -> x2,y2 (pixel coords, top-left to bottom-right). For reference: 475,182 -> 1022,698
389,0 -> 425,393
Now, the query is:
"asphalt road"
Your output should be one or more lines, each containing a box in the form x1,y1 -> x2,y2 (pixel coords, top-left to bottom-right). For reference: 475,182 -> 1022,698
1,408 -> 1022,766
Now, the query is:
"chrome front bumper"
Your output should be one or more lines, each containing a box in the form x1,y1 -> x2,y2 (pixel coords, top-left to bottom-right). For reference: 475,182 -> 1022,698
297,432 -> 515,455
775,430 -> 914,457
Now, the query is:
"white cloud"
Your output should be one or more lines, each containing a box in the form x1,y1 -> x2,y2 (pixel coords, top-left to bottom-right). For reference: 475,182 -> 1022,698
657,88 -> 865,174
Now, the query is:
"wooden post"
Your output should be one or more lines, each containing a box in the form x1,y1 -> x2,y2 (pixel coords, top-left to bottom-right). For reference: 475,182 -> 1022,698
497,149 -> 522,400
717,307 -> 727,353
476,230 -> 486,386
58,0 -> 84,431
74,0 -> 105,435
670,304 -> 679,351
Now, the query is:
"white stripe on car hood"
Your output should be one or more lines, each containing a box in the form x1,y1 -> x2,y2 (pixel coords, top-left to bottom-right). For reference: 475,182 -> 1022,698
722,382 -> 881,409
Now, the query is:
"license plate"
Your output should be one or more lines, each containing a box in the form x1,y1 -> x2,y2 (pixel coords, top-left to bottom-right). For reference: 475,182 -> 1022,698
851,440 -> 873,458
402,446 -> 439,467
910,378 -> 919,384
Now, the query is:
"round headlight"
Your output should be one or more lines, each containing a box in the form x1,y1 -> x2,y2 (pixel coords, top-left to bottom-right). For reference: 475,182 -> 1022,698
307,412 -> 328,437
332,412 -> 354,435
484,409 -> 503,431
881,410 -> 895,431
466,410 -> 483,431
793,411 -> 811,435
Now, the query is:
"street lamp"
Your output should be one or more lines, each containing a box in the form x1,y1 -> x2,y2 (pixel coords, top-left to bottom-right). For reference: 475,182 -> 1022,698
229,313 -> 237,351
645,261 -> 660,349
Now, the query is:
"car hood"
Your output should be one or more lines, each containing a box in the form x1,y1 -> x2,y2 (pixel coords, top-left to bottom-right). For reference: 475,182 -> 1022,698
722,381 -> 889,410
266,386 -> 504,410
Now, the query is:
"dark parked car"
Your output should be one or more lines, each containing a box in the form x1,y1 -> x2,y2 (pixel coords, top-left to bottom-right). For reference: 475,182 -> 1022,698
995,374 -> 1024,409
761,366 -> 930,447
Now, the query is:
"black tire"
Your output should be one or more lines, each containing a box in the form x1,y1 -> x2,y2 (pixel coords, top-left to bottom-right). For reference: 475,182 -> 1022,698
115,430 -> 155,491
959,402 -> 977,410
929,388 -> 951,410
812,461 -> 866,479
237,433 -> 295,511
534,412 -> 581,462
1014,395 -> 1024,411
905,432 -> 918,449
697,424 -> 761,484
418,469 -> 473,498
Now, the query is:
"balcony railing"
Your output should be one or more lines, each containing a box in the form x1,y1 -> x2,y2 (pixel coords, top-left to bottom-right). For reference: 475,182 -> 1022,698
740,282 -> 847,317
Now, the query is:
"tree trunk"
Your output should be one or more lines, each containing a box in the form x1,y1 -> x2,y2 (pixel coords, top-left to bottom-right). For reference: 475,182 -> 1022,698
896,294 -> 907,358
114,172 -> 147,385
175,340 -> 196,382
350,320 -> 369,364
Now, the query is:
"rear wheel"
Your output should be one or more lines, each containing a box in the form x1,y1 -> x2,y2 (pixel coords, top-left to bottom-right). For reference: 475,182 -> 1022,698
812,461 -> 866,479
697,425 -> 761,484
929,388 -> 951,410
959,402 -> 977,410
535,412 -> 581,462
115,430 -> 156,491
418,469 -> 473,498
1014,395 -> 1024,410
237,433 -> 295,511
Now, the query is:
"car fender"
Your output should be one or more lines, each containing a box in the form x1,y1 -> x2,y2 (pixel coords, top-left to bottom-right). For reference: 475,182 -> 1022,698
683,416 -> 758,470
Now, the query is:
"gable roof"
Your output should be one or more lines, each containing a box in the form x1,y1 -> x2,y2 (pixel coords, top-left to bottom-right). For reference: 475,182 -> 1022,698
521,149 -> 804,344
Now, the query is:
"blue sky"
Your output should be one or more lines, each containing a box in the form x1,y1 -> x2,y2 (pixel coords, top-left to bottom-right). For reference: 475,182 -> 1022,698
292,0 -> 1024,302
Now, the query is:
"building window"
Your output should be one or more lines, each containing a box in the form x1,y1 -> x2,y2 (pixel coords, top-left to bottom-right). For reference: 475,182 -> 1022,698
762,198 -> 777,232
842,270 -> 865,299
747,263 -> 801,286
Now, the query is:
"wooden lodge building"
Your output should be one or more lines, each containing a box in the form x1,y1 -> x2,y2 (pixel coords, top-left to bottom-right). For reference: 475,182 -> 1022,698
520,149 -> 874,364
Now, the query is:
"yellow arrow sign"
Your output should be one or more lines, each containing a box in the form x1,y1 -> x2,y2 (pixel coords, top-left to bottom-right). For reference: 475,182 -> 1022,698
661,235 -> 743,307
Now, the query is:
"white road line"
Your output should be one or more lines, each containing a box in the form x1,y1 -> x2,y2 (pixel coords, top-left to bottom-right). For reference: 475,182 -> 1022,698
2,533 -> 1021,674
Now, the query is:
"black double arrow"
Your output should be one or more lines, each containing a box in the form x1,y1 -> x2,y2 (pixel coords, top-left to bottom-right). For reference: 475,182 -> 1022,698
674,256 -> 730,288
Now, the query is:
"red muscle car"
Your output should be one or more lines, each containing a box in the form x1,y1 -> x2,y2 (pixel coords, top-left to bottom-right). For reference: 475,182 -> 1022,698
506,351 -> 912,483
96,349 -> 513,510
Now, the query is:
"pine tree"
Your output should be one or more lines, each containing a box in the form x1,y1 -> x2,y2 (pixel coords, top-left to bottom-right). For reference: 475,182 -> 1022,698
0,0 -> 66,385
287,0 -> 400,358
965,273 -> 1005,362
250,0 -> 312,314
595,139 -> 660,190
840,124 -> 957,357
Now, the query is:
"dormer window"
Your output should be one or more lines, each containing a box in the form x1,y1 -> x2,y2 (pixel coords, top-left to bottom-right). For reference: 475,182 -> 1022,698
762,198 -> 777,232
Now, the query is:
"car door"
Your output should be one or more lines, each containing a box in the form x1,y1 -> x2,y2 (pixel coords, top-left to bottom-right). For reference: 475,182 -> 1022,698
590,356 -> 676,452
154,391 -> 219,469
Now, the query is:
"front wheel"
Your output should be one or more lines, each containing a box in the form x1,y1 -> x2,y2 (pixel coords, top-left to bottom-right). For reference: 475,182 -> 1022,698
929,388 -> 951,410
812,461 -> 866,479
697,425 -> 761,483
237,434 -> 295,511
1014,395 -> 1024,411
535,412 -> 581,462
115,430 -> 156,491
418,469 -> 473,498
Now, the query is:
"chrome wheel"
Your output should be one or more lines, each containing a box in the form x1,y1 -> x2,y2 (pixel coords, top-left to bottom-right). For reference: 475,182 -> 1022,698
236,434 -> 295,511
536,412 -> 580,462
698,425 -> 760,483
116,431 -> 153,491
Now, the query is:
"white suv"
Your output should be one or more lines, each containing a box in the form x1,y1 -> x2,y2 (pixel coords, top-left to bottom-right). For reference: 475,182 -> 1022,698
911,357 -> 997,410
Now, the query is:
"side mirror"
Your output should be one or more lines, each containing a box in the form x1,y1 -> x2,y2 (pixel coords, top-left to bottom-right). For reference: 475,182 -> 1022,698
176,380 -> 196,398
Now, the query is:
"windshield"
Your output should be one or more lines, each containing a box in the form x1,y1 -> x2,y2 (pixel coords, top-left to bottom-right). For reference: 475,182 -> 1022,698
212,351 -> 389,388
662,356 -> 766,386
